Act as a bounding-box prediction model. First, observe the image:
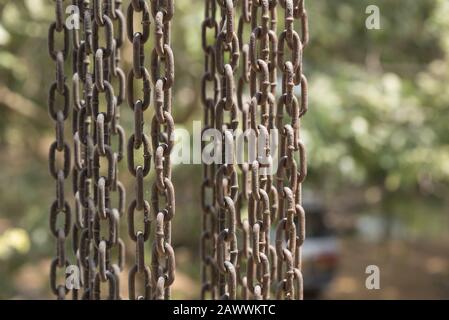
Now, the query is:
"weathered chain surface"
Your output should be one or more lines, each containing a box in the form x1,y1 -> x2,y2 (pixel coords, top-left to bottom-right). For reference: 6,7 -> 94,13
48,0 -> 306,301
215,0 -> 240,300
201,0 -> 218,299
71,0 -> 126,300
274,0 -> 308,299
49,0 -> 72,300
201,0 -> 309,300
126,0 -> 176,300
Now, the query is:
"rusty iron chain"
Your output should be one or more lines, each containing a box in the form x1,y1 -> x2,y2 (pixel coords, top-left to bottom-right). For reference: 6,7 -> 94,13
90,0 -> 126,300
126,0 -> 176,300
149,0 -> 176,300
215,0 -> 240,300
200,0 -> 219,300
274,0 -> 308,300
72,0 -> 97,300
126,0 -> 153,300
48,0 -> 307,300
242,0 -> 277,300
66,0 -> 126,300
49,0 -> 73,300
201,0 -> 309,300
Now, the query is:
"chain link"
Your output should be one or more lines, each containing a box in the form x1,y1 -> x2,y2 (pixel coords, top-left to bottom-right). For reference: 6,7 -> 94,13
49,0 -> 72,300
201,0 -> 309,300
48,0 -> 307,300
201,0 -> 219,300
126,0 -> 176,300
67,0 -> 126,300
274,0 -> 308,300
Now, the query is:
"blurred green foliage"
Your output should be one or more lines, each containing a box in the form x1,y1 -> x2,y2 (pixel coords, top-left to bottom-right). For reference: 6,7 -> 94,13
0,0 -> 448,299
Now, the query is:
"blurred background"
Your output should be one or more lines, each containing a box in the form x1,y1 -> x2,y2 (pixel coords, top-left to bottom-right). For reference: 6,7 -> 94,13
0,0 -> 448,299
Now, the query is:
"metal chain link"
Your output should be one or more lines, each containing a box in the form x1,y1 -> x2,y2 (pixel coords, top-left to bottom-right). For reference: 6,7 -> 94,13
49,0 -> 72,300
48,0 -> 307,301
72,0 -> 97,300
201,0 -> 219,300
274,0 -> 308,300
243,0 -> 277,300
64,0 -> 126,300
202,0 -> 309,300
149,0 -> 176,301
126,0 -> 176,300
214,0 -> 240,300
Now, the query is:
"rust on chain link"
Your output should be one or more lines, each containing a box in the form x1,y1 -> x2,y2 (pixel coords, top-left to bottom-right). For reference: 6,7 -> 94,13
48,0 -> 306,301
49,0 -> 72,300
69,0 -> 126,300
274,0 -> 308,300
201,0 -> 309,300
126,0 -> 176,300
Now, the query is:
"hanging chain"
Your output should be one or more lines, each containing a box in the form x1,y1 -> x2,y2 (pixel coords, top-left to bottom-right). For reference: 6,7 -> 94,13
77,0 -> 125,300
149,0 -> 176,300
201,0 -> 218,300
71,0 -> 83,301
202,0 -> 309,300
274,0 -> 308,300
107,0 -> 127,300
242,0 -> 277,300
126,0 -> 176,300
48,0 -> 307,301
49,0 -> 72,300
72,0 -> 97,300
214,0 -> 240,300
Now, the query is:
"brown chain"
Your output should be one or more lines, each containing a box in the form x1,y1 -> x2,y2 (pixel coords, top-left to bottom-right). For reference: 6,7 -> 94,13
244,0 -> 277,300
48,0 -> 307,301
70,0 -> 126,300
201,0 -> 219,300
215,0 -> 240,300
149,0 -> 176,300
274,0 -> 308,300
201,0 -> 309,300
126,0 -> 176,300
107,0 -> 127,300
72,0 -> 97,300
49,0 -> 72,300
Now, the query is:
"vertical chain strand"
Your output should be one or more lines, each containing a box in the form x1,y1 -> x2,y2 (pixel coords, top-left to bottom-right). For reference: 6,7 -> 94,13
149,0 -> 176,300
107,0 -> 127,300
49,0 -> 72,300
245,0 -> 276,300
203,0 -> 308,300
275,0 -> 308,300
201,0 -> 218,300
214,0 -> 240,300
126,0 -> 153,300
89,0 -> 123,299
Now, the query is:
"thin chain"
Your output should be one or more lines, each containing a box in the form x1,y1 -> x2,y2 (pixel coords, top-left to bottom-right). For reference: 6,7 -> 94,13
126,0 -> 153,300
73,0 -> 98,300
108,0 -> 127,300
202,0 -> 308,300
201,0 -> 218,300
243,0 -> 277,300
235,0 -> 253,300
49,0 -> 72,300
214,0 -> 240,300
126,0 -> 176,300
274,0 -> 308,300
126,0 -> 152,300
71,0 -> 84,301
48,0 -> 307,301
149,0 -> 176,300
87,0 -> 123,299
